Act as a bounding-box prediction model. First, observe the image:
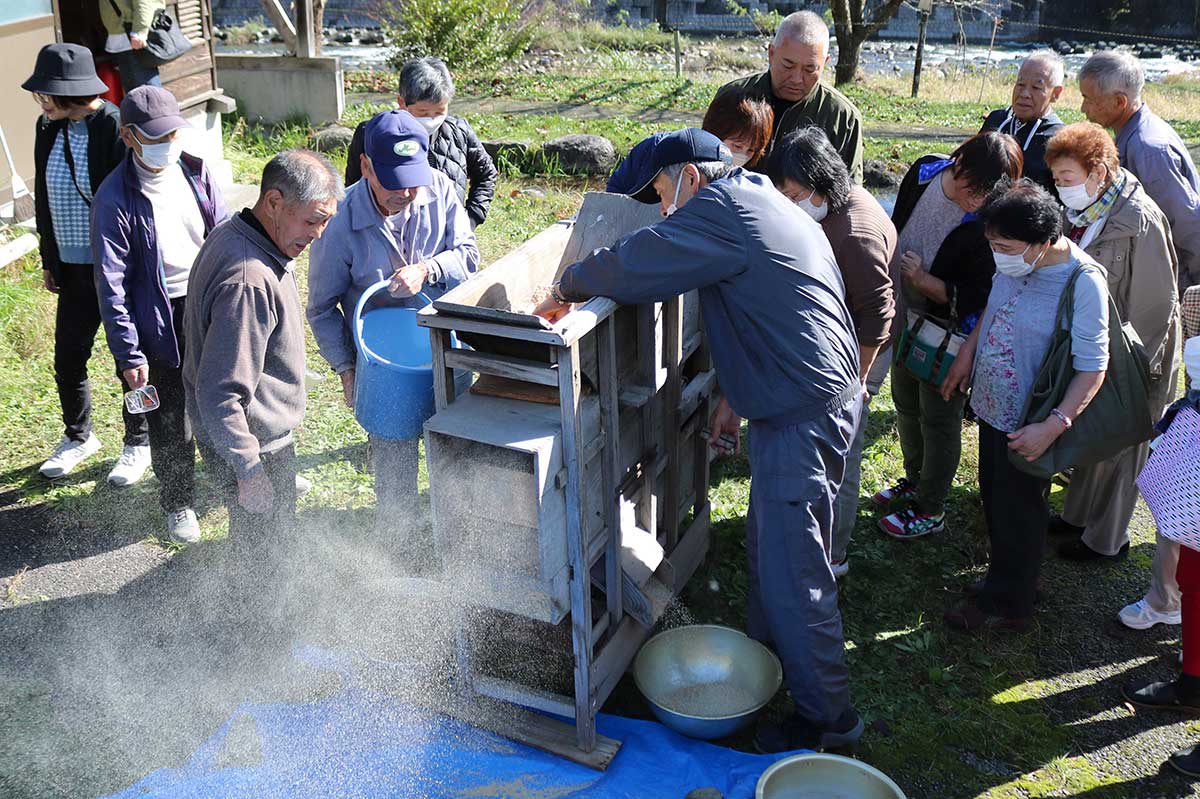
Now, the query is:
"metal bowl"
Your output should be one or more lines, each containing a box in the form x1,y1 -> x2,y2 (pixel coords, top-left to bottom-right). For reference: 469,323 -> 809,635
756,753 -> 907,799
633,624 -> 782,740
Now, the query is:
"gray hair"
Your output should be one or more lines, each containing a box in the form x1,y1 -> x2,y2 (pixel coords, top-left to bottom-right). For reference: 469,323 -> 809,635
260,149 -> 344,206
663,160 -> 734,185
1021,50 -> 1065,88
773,10 -> 829,48
1079,50 -> 1144,102
398,56 -> 455,105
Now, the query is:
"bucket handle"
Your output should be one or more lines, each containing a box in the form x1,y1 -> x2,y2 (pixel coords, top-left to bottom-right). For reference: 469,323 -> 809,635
352,279 -> 434,367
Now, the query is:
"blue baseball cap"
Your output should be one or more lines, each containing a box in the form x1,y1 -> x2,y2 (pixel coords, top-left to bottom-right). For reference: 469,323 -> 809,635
612,128 -> 733,203
364,110 -> 433,190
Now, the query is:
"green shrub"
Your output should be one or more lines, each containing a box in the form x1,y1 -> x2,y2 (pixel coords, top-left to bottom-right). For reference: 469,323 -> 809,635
380,0 -> 535,71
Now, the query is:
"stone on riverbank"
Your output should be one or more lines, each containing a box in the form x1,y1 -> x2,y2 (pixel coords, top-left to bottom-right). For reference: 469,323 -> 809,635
864,159 -> 902,190
310,125 -> 355,154
542,134 -> 616,176
483,140 -> 532,165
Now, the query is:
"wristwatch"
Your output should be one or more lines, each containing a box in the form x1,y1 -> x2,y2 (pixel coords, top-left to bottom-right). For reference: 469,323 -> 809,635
550,283 -> 569,304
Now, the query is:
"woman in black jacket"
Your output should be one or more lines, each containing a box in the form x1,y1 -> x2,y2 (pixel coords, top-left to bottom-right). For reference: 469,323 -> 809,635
23,44 -> 150,484
345,57 -> 497,228
874,133 -> 1024,541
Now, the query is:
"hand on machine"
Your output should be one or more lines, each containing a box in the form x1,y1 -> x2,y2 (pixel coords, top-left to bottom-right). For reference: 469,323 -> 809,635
703,397 -> 741,457
533,282 -> 574,323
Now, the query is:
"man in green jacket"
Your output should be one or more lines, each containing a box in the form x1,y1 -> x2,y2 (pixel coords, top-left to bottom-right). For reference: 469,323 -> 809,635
715,10 -> 864,183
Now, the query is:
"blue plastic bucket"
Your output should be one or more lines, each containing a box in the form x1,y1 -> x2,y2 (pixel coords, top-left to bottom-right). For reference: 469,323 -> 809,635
352,280 -> 440,441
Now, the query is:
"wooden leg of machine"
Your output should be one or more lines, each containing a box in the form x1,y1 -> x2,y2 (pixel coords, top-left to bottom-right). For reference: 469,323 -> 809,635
557,342 -> 596,752
597,315 -> 624,630
431,328 -> 457,410
662,296 -> 683,550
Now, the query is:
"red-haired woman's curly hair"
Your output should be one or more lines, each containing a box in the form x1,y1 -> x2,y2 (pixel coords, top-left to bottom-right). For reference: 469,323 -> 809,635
1044,121 -> 1121,177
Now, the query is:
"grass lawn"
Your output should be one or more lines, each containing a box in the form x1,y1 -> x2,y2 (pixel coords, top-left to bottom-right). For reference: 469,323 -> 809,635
3,52 -> 1199,797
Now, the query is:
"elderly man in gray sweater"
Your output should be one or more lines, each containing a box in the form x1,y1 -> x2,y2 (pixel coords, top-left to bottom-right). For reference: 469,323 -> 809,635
183,149 -> 343,539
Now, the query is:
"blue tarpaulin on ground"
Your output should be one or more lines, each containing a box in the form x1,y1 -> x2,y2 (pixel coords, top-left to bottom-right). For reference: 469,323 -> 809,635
106,645 -> 799,798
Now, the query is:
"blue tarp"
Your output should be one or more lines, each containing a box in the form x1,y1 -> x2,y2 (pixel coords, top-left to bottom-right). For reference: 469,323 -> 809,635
106,645 -> 800,798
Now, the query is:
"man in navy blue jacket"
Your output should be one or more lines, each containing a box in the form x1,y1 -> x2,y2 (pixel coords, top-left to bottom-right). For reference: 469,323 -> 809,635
536,129 -> 864,753
93,86 -> 228,543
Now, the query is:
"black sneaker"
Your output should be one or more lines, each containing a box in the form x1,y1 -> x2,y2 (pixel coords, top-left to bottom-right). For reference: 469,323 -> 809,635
753,708 -> 864,754
1057,539 -> 1129,563
1122,678 -> 1200,713
1047,515 -> 1085,538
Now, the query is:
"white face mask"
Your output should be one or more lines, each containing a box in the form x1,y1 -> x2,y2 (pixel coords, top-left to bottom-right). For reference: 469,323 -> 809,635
137,137 -> 183,170
730,151 -> 750,168
416,114 -> 446,137
795,191 -> 828,222
991,242 -> 1047,278
1185,336 -> 1200,386
665,170 -> 685,217
1058,174 -> 1100,211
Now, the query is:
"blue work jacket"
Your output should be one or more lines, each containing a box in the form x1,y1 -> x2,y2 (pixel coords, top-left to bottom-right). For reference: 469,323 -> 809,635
559,170 -> 860,422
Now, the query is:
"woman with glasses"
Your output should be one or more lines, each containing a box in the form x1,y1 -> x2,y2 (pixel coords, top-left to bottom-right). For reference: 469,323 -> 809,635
23,43 -> 150,484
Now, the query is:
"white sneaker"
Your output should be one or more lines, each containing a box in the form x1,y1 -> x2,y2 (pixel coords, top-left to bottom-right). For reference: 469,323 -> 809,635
295,473 -> 312,497
1119,598 -> 1181,630
167,508 -> 201,544
39,433 -> 102,478
831,557 -> 849,579
107,444 -> 151,487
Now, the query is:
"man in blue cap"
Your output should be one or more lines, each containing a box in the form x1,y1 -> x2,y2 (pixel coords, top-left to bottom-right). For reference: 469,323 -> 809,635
536,128 -> 865,753
307,109 -> 478,533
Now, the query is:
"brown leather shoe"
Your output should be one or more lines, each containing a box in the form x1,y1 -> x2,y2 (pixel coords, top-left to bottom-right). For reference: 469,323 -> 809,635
944,600 -> 1031,633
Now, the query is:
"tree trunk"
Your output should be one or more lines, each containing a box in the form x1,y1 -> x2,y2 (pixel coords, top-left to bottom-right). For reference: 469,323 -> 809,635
835,42 -> 861,85
830,0 -> 905,86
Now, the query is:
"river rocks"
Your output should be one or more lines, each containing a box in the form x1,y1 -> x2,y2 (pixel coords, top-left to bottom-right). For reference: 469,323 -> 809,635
310,125 -> 354,154
542,134 -> 616,176
483,139 -> 532,164
864,159 -> 902,190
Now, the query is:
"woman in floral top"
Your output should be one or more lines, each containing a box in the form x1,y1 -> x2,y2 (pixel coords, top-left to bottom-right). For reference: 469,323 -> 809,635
940,180 -> 1110,632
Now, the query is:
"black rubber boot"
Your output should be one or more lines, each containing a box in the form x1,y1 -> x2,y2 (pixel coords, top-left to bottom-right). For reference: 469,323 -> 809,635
753,707 -> 863,754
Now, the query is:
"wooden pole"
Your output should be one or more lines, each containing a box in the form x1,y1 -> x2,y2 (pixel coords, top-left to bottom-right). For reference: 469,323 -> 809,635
295,0 -> 316,58
978,15 -> 1000,103
674,29 -> 682,78
911,9 -> 930,98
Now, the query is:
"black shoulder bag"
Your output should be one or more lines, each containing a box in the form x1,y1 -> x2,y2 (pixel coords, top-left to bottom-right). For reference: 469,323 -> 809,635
107,0 -> 192,65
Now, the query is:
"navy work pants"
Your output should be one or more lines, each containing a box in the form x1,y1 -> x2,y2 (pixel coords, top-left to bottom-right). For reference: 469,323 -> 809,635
745,388 -> 861,728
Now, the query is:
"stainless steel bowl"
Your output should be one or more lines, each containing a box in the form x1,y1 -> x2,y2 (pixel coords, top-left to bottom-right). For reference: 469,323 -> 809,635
633,624 -> 782,740
756,753 -> 907,799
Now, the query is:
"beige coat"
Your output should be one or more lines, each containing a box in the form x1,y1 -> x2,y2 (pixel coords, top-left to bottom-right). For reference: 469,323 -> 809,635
1063,168 -> 1182,555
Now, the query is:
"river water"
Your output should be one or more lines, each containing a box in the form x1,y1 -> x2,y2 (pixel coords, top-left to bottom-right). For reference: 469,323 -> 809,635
215,40 -> 1198,82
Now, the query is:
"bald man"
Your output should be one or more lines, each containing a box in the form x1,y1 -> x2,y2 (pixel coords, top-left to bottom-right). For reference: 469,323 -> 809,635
980,51 -> 1066,195
715,10 -> 864,183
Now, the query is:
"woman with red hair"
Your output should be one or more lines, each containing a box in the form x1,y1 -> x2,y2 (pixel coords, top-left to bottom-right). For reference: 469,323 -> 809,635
1043,123 -> 1181,602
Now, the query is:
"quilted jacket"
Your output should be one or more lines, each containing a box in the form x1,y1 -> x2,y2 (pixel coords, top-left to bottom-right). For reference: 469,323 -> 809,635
346,114 -> 497,227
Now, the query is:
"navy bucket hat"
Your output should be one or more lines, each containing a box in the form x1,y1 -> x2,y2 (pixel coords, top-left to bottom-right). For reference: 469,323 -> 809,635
22,43 -> 108,97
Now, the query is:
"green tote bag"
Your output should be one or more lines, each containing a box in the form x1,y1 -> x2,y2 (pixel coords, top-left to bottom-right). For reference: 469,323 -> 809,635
1009,264 -> 1155,479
